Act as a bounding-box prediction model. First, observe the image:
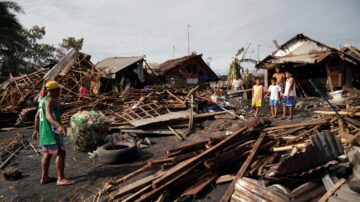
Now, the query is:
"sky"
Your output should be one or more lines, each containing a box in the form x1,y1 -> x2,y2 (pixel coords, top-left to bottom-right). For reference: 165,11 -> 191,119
16,0 -> 360,75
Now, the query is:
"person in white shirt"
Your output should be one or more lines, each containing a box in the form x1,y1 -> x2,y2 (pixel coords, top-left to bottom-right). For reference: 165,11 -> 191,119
231,74 -> 244,91
266,77 -> 282,118
282,70 -> 296,120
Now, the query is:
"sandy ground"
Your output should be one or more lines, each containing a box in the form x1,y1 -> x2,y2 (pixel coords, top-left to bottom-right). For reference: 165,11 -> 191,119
0,104 -> 311,202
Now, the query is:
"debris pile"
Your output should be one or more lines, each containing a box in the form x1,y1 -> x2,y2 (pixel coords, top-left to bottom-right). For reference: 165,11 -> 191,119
69,110 -> 111,151
0,133 -> 27,170
90,112 -> 360,201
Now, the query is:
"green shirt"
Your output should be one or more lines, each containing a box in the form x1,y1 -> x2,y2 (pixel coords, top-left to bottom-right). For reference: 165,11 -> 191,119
38,95 -> 63,145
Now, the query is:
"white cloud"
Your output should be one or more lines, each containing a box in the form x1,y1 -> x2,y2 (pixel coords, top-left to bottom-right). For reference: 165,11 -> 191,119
16,0 -> 360,75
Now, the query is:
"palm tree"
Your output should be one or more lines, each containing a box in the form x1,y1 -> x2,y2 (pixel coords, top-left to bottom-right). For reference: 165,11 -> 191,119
0,1 -> 26,75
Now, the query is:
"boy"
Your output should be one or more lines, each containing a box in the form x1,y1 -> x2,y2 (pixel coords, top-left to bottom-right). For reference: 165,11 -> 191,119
251,77 -> 265,117
282,70 -> 296,120
266,77 -> 281,118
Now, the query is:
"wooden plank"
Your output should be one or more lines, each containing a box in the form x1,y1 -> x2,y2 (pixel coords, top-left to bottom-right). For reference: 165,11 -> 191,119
181,172 -> 218,196
109,165 -> 151,186
111,170 -> 165,200
314,110 -> 360,116
148,158 -> 174,166
122,185 -> 152,202
344,116 -> 360,128
151,126 -> 248,189
135,161 -> 201,202
264,119 -> 328,131
165,89 -> 184,103
287,126 -> 319,144
318,178 -> 346,202
216,175 -> 235,185
272,143 -> 308,152
220,132 -> 266,202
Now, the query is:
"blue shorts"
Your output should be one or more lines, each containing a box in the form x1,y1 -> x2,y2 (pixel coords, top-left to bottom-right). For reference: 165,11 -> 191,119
270,99 -> 278,106
283,96 -> 294,107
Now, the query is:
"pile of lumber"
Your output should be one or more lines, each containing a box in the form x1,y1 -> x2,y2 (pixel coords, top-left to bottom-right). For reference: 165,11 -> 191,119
92,114 -> 360,201
98,118 -> 270,201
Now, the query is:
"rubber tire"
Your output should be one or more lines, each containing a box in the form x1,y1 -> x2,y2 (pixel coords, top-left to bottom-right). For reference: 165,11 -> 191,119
97,141 -> 138,164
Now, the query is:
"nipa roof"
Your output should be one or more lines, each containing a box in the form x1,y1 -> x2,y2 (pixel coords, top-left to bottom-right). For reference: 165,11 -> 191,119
96,56 -> 145,79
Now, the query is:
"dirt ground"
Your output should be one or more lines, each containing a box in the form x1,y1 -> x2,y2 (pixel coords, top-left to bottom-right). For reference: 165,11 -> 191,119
0,104 -> 312,202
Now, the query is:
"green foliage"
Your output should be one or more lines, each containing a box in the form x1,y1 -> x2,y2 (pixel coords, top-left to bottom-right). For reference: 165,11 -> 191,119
0,0 -> 26,76
56,37 -> 84,59
22,26 -> 57,69
227,48 -> 245,82
0,1 -> 85,76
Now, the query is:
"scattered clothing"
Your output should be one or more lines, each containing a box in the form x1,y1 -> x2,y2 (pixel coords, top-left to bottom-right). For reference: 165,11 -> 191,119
79,86 -> 88,97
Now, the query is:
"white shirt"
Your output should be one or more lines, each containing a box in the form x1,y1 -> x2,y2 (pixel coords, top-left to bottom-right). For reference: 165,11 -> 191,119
284,78 -> 296,97
232,79 -> 243,89
268,84 -> 281,100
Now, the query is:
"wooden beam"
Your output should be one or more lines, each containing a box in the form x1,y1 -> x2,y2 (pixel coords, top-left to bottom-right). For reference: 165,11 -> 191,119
318,178 -> 346,202
220,132 -> 266,202
181,172 -> 218,197
264,119 -> 328,131
314,110 -> 360,116
151,127 -> 248,189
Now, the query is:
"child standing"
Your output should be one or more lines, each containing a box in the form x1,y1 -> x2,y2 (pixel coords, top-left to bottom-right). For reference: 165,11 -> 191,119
267,77 -> 282,118
252,77 -> 265,117
282,70 -> 296,120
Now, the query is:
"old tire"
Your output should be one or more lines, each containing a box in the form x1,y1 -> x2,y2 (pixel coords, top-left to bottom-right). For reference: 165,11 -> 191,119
98,142 -> 138,164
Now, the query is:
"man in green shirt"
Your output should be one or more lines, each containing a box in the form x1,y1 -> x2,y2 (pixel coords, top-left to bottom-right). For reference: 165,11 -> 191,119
34,80 -> 73,185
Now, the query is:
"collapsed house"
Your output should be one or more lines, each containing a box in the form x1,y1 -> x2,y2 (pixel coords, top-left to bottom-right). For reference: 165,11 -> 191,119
256,34 -> 360,97
95,56 -> 149,92
151,54 -> 219,88
0,48 -> 102,127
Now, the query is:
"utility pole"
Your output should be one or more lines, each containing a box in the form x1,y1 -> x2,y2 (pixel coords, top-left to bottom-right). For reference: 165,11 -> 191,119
173,45 -> 175,58
187,24 -> 190,55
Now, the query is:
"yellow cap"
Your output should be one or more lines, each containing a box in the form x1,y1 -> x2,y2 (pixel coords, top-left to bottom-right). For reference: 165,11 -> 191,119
45,80 -> 61,90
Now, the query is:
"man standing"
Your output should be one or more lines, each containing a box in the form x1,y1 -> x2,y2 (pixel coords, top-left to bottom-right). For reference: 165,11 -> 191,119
282,70 -> 296,120
34,81 -> 73,185
272,67 -> 285,91
231,74 -> 244,91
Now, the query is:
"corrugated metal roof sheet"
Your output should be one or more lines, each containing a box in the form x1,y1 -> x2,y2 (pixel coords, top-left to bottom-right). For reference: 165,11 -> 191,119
43,48 -> 78,80
231,177 -> 288,202
274,130 -> 343,176
256,34 -> 345,69
95,56 -> 145,79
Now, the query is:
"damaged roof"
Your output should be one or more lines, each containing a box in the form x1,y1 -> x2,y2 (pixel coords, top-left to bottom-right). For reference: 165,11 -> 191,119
152,54 -> 219,81
340,44 -> 360,62
256,33 -> 356,69
95,56 -> 145,79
